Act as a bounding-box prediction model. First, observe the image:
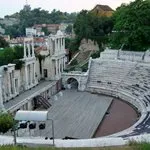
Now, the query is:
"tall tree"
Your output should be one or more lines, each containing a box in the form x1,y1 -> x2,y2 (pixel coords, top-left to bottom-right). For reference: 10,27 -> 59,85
0,36 -> 9,48
4,7 -> 77,37
73,10 -> 113,47
110,0 -> 150,51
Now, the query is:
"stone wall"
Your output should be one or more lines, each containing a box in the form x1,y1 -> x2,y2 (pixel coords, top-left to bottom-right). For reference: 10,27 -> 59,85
79,39 -> 99,52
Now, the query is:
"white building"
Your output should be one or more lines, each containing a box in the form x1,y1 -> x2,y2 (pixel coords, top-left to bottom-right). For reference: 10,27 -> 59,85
42,30 -> 66,80
0,30 -> 66,114
0,26 -> 5,34
26,28 -> 36,37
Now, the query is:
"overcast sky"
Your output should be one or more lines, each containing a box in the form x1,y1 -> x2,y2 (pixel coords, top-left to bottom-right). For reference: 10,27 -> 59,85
0,0 -> 133,18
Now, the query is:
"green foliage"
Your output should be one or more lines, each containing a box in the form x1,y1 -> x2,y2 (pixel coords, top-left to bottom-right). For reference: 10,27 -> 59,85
13,60 -> 24,70
68,37 -> 81,52
4,8 -> 77,37
65,24 -> 73,34
0,36 -> 9,48
65,38 -> 71,49
2,143 -> 150,149
13,46 -> 24,59
129,141 -> 150,150
0,46 -> 24,67
81,62 -> 88,72
110,0 -> 150,51
74,10 -> 113,47
0,47 -> 14,66
70,59 -> 78,66
41,27 -> 49,35
0,113 -> 14,134
91,50 -> 101,59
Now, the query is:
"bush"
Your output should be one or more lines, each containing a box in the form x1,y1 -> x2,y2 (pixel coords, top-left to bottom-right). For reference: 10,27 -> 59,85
81,62 -> 88,72
91,50 -> 100,59
70,59 -> 78,66
13,59 -> 24,70
0,113 -> 14,134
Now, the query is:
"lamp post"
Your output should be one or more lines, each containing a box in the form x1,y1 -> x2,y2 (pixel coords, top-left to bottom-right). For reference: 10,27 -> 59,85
48,118 -> 55,146
13,120 -> 17,145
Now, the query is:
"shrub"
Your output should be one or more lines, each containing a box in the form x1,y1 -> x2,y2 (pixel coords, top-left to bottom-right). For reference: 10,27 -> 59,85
13,59 -> 24,70
0,113 -> 14,134
81,62 -> 88,72
70,59 -> 78,66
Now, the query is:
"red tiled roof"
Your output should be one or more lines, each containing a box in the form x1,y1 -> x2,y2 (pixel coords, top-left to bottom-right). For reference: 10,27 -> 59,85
34,37 -> 45,43
33,24 -> 60,28
93,4 -> 114,11
35,46 -> 47,54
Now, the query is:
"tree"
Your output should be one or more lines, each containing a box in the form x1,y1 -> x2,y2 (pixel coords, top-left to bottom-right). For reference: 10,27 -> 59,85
41,27 -> 49,35
110,0 -> 150,51
0,113 -> 14,134
68,37 -> 81,53
4,7 -> 77,37
0,46 -> 24,67
65,24 -> 73,34
74,10 -> 113,47
0,36 -> 9,48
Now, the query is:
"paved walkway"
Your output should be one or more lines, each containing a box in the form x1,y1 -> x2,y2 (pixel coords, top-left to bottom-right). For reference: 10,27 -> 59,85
4,81 -> 56,112
2,134 -> 150,148
30,90 -> 113,139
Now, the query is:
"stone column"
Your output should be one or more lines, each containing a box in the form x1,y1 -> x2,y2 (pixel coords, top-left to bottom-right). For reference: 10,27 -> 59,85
63,38 -> 65,51
54,39 -> 57,54
32,38 -> 35,57
0,75 -> 5,111
13,78 -> 16,94
24,41 -> 27,58
59,59 -> 61,74
59,38 -> 61,52
9,72 -> 13,95
57,39 -> 59,52
12,71 -> 16,95
25,64 -> 28,89
55,60 -> 58,77
61,38 -> 63,51
7,72 -> 11,97
30,64 -> 33,86
57,39 -> 59,53
63,57 -> 66,69
27,43 -> 31,57
62,58 -> 64,72
33,63 -> 35,84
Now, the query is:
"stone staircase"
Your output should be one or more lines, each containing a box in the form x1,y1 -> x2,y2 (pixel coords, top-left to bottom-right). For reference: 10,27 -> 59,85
35,95 -> 51,109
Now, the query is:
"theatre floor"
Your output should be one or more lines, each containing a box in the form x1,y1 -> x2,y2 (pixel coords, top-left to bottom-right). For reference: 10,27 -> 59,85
17,90 -> 113,139
94,98 -> 138,137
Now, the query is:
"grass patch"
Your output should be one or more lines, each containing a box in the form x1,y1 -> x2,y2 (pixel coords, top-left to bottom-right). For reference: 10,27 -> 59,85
1,143 -> 150,150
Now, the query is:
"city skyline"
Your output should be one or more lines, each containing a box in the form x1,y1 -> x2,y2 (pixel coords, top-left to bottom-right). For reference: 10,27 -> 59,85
0,0 -> 133,18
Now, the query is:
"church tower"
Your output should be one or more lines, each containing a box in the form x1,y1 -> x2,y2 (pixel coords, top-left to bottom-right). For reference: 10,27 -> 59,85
23,0 -> 31,11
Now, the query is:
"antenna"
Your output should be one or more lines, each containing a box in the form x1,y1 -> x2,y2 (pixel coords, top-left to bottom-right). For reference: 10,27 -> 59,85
26,0 -> 28,5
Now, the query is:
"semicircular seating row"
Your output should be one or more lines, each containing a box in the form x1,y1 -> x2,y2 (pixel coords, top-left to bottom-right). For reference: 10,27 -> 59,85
87,59 -> 150,137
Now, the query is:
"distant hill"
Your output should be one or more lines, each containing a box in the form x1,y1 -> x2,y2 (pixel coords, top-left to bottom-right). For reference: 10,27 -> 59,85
2,5 -> 77,37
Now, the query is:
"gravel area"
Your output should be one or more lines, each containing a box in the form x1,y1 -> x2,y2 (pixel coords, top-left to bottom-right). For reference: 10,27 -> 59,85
94,98 -> 138,137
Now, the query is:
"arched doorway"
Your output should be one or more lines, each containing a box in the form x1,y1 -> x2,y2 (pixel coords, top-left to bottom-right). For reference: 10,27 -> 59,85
67,78 -> 79,89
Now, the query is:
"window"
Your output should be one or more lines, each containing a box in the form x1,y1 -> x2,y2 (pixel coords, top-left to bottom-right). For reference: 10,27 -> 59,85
44,69 -> 48,78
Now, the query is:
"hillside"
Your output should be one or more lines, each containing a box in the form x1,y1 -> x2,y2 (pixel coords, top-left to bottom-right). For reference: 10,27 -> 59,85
3,6 -> 77,37
67,39 -> 100,71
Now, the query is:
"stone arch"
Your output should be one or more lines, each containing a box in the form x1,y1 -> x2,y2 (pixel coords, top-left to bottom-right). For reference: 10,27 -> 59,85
66,77 -> 79,89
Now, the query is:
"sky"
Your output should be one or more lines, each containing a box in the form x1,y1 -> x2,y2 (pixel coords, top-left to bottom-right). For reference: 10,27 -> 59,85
0,0 -> 133,18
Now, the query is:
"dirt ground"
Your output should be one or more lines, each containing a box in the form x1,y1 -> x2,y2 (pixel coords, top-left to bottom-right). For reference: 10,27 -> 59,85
94,99 -> 138,137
